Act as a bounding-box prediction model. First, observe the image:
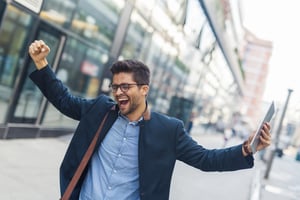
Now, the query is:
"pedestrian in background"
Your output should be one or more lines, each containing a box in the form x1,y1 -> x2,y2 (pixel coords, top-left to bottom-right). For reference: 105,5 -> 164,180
186,112 -> 195,135
28,40 -> 272,200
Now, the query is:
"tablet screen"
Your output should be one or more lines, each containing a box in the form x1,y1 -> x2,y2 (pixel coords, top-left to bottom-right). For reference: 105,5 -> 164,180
250,101 -> 275,153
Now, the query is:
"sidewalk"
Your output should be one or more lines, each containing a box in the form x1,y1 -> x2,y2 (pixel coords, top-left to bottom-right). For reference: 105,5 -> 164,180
171,127 -> 257,200
259,153 -> 300,200
190,125 -> 300,200
0,136 -> 70,200
0,127 -> 299,200
0,129 -> 249,200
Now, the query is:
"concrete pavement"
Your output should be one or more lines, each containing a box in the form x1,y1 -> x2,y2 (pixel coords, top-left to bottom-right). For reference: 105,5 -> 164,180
259,153 -> 300,200
0,136 -> 69,200
193,126 -> 300,200
0,126 -> 299,199
172,126 -> 262,200
170,132 -> 256,200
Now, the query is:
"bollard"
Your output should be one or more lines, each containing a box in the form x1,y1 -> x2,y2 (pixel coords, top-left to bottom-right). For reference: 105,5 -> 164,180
264,89 -> 293,179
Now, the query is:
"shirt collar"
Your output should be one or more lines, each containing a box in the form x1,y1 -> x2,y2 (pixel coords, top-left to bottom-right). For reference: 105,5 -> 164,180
116,101 -> 151,122
118,112 -> 143,125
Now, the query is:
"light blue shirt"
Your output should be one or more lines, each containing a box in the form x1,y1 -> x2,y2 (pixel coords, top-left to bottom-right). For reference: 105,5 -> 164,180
79,114 -> 141,200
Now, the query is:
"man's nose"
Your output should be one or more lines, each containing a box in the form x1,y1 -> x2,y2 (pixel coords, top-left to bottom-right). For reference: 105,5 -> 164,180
115,86 -> 123,95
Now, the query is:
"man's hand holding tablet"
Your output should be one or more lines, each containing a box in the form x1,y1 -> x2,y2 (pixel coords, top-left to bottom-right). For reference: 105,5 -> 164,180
242,102 -> 274,156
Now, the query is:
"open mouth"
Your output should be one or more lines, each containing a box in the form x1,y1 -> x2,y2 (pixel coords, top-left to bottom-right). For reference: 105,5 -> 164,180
117,96 -> 129,108
119,99 -> 129,106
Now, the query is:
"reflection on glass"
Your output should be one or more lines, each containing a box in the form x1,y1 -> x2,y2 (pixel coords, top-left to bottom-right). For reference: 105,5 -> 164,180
121,11 -> 152,60
58,37 -> 108,98
42,37 -> 109,127
135,0 -> 156,18
0,5 -> 33,123
40,0 -> 77,26
71,0 -> 125,49
14,31 -> 60,122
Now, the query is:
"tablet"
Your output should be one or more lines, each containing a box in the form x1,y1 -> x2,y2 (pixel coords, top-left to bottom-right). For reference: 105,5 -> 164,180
250,101 -> 275,153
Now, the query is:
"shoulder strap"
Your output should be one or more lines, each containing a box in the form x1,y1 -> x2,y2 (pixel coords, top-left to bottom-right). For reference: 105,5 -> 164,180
60,110 -> 110,200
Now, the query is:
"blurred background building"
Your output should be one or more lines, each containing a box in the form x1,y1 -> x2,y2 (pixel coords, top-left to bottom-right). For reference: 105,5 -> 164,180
240,30 -> 273,128
0,0 -> 277,139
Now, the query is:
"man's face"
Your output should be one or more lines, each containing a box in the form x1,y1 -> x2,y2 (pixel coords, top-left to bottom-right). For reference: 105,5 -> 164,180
112,72 -> 148,118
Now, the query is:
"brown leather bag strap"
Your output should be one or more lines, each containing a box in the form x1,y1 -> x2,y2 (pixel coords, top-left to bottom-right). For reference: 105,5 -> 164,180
60,111 -> 110,200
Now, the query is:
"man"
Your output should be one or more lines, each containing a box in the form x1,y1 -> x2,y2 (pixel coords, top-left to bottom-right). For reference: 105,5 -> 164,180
28,40 -> 271,200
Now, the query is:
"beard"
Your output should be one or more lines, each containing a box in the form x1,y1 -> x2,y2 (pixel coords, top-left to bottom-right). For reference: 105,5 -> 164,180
117,95 -> 140,117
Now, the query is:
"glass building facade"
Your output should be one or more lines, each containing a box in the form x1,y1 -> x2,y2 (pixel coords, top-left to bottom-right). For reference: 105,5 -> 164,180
0,0 -> 244,138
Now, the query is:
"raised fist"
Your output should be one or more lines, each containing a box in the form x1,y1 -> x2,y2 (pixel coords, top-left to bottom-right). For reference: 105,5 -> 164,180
28,40 -> 50,70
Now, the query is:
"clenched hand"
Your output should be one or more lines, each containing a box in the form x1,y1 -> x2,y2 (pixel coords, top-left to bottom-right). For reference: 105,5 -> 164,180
28,40 -> 50,70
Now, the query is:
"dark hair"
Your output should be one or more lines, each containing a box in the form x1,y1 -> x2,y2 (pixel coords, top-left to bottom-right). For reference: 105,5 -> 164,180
110,59 -> 150,85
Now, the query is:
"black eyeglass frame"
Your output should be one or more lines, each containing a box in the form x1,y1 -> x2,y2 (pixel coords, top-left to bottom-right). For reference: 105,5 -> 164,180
109,83 -> 146,93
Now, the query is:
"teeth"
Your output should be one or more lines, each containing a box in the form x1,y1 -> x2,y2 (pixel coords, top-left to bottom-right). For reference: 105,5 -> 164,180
119,100 -> 128,105
117,95 -> 128,102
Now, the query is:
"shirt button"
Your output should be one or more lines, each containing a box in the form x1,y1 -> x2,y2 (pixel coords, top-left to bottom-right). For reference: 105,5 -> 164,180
123,137 -> 127,141
108,186 -> 112,190
118,154 -> 122,157
113,169 -> 117,173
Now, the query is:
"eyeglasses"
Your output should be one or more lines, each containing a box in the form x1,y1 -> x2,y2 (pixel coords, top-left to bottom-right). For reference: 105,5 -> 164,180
109,83 -> 144,93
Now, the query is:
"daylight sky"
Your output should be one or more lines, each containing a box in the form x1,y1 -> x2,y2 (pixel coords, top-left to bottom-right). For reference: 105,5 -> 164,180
241,0 -> 300,107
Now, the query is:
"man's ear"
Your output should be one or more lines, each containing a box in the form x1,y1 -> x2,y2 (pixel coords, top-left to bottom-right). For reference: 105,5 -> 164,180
141,85 -> 149,96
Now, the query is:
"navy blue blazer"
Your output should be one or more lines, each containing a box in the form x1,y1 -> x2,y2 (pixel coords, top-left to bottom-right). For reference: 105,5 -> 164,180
30,65 -> 254,200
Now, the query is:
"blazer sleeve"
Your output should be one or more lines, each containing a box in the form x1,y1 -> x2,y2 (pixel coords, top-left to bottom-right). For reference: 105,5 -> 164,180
175,121 -> 254,172
29,65 -> 96,120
